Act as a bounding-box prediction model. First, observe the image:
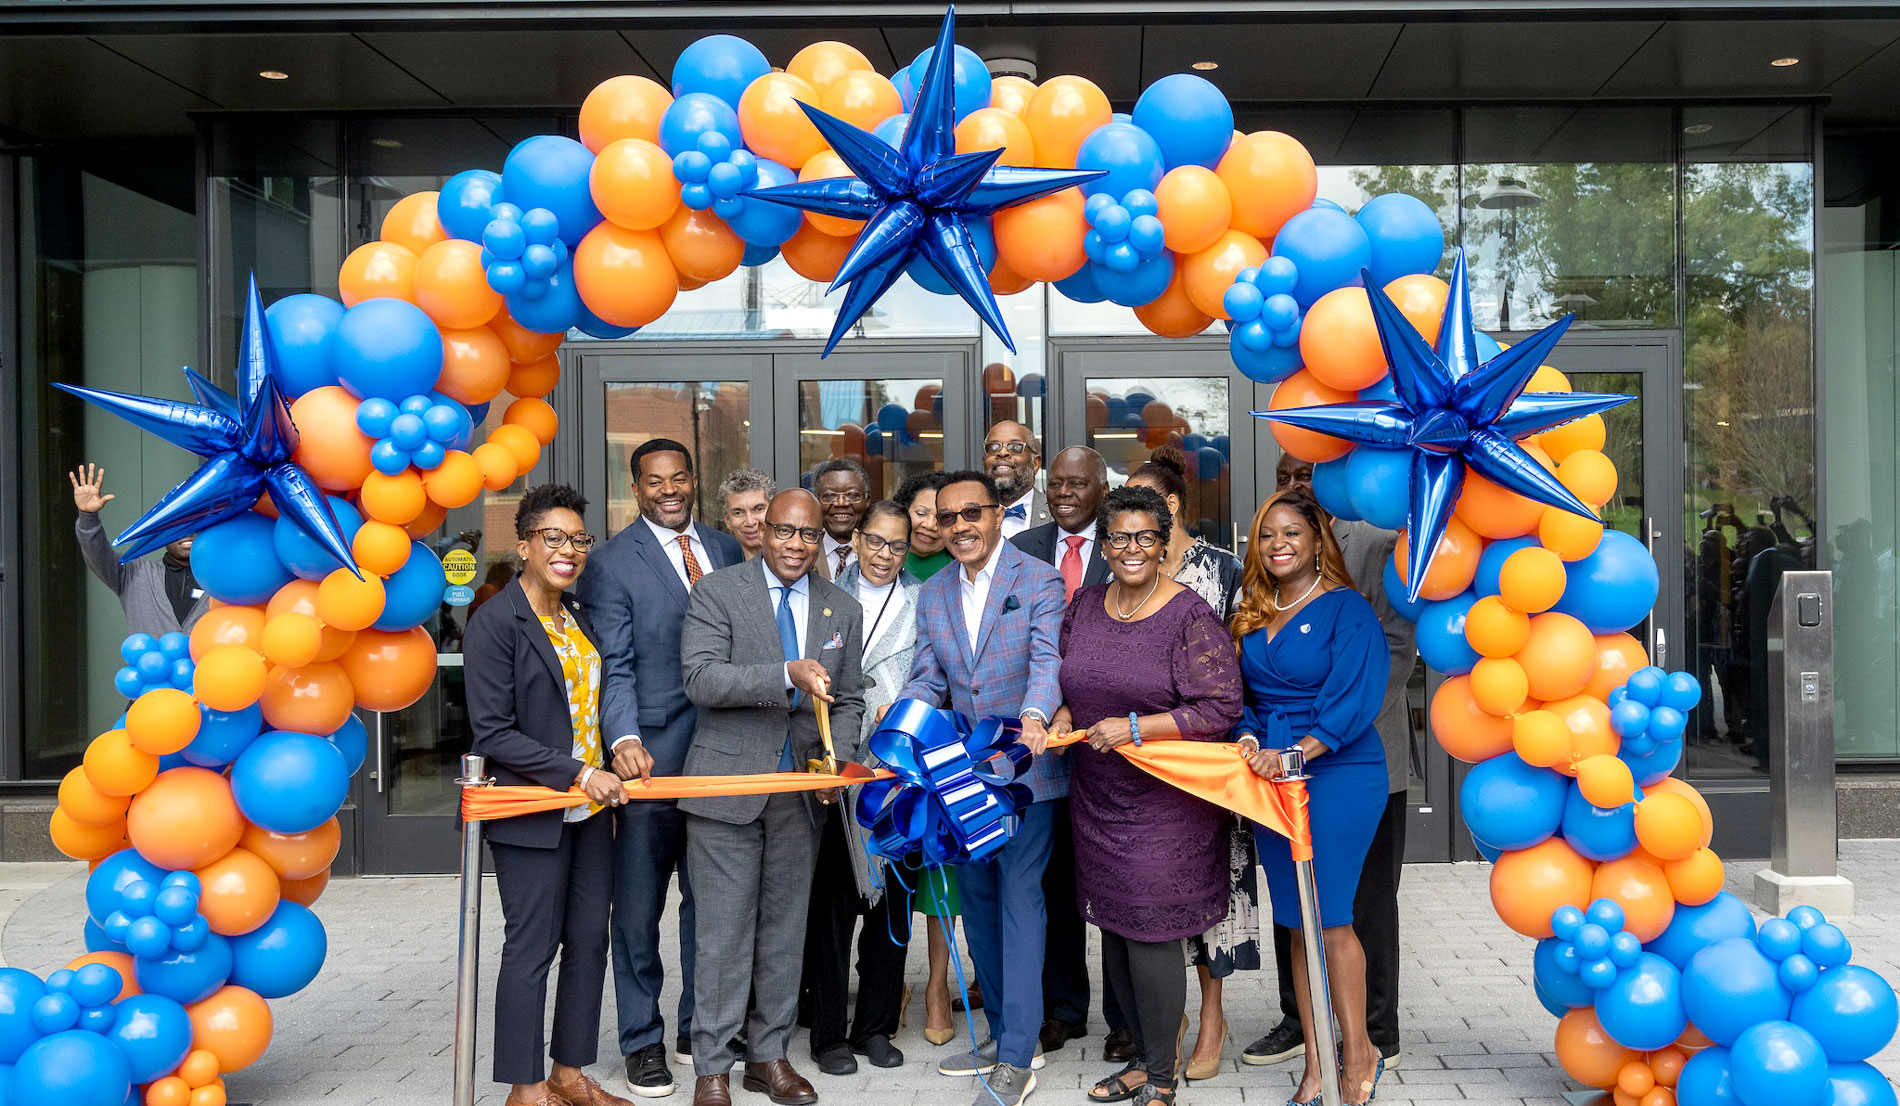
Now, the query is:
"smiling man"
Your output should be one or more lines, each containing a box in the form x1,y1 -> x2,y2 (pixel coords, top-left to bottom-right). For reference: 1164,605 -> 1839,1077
812,458 -> 870,580
983,420 -> 1050,540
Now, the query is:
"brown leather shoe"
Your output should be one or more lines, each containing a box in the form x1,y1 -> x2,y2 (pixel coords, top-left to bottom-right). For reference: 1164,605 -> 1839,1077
742,1059 -> 818,1105
505,1091 -> 574,1106
549,1070 -> 636,1106
691,1073 -> 732,1106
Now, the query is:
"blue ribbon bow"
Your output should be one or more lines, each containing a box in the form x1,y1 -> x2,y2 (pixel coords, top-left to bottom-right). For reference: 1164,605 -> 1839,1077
854,698 -> 1034,866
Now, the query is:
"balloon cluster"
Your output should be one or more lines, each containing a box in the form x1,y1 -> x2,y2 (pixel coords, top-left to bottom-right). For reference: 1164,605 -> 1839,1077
114,633 -> 194,699
1223,257 -> 1304,382
479,203 -> 570,300
672,132 -> 761,214
356,394 -> 474,473
102,872 -> 210,960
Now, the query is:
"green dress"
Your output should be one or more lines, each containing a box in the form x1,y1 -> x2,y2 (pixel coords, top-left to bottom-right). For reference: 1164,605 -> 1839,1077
904,549 -> 954,580
899,546 -> 958,916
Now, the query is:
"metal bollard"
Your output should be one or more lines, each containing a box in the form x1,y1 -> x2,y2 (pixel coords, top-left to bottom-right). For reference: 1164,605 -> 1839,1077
1281,746 -> 1344,1106
453,754 -> 493,1106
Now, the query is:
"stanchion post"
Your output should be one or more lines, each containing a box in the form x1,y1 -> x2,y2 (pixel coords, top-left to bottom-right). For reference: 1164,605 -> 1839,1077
453,754 -> 493,1106
1281,747 -> 1344,1106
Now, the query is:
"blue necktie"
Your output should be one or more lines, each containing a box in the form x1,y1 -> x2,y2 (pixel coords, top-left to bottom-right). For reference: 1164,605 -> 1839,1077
1004,503 -> 1027,522
776,585 -> 800,771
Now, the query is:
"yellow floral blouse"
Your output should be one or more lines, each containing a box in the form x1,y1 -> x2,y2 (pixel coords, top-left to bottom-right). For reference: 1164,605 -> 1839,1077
539,613 -> 605,821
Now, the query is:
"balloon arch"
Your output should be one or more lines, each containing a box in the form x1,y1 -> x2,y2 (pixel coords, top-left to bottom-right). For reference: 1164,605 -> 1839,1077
27,8 -> 1898,1106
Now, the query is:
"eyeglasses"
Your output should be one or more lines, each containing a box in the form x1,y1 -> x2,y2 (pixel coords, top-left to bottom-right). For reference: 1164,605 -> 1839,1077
529,528 -> 596,552
768,523 -> 824,544
858,531 -> 910,557
1104,530 -> 1165,551
935,504 -> 999,527
983,440 -> 1031,457
818,490 -> 867,506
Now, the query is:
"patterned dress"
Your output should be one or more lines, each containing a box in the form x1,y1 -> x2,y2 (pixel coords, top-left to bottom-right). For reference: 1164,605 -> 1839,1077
539,614 -> 605,821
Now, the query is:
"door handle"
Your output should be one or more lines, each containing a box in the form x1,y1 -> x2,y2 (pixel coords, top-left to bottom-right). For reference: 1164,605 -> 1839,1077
370,712 -> 385,794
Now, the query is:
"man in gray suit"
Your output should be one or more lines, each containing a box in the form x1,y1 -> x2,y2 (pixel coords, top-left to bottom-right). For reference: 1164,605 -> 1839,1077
985,420 -> 1051,541
679,490 -> 866,1106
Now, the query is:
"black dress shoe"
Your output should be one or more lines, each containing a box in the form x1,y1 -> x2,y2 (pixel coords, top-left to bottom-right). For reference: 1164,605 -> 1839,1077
813,1042 -> 858,1076
854,1034 -> 904,1068
1039,1018 -> 1086,1053
1102,1026 -> 1136,1063
624,1041 -> 676,1099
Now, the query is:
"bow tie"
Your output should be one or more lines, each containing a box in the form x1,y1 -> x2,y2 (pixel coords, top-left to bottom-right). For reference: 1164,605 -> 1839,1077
1004,504 -> 1027,521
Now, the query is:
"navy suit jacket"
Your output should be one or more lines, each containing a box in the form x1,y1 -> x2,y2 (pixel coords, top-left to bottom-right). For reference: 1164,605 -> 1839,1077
1011,522 -> 1109,593
575,517 -> 744,776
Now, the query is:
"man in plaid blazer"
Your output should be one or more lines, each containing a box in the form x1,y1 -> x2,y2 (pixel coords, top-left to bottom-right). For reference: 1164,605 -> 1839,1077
897,470 -> 1066,1106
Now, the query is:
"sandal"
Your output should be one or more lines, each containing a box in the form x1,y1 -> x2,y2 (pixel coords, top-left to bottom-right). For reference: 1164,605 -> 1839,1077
1344,1053 -> 1385,1106
1088,1060 -> 1150,1103
1134,1084 -> 1176,1105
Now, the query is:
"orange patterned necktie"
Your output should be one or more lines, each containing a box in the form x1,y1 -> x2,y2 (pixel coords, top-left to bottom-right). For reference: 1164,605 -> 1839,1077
678,534 -> 704,587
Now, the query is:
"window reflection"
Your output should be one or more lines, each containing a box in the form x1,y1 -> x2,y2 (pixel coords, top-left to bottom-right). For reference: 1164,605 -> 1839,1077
1085,377 -> 1234,549
796,378 -> 945,498
603,381 -> 751,535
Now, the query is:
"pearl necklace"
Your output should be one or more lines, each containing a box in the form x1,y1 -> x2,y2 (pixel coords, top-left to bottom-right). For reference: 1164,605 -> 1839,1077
1112,576 -> 1161,620
1271,573 -> 1323,612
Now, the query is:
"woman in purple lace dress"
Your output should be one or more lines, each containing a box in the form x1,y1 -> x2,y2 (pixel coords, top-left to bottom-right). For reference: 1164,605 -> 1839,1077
1054,486 -> 1244,1106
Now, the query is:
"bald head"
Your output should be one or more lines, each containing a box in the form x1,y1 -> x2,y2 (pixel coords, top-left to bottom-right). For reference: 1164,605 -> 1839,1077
983,419 -> 1041,502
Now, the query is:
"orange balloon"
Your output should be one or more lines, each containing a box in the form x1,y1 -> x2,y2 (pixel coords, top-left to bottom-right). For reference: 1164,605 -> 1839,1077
360,470 -> 427,526
337,241 -> 417,306
1620,1059 -> 1657,1096
990,75 -> 1037,117
472,442 -> 522,491
189,605 -> 266,661
240,817 -> 341,881
51,809 -> 128,860
503,397 -> 559,445
1500,547 -> 1568,614
1538,413 -> 1608,462
352,521 -> 413,577
1267,370 -> 1356,462
579,74 -> 673,153
1634,792 -> 1703,861
779,221 -> 855,283
1519,612 -> 1598,702
315,569 -> 386,632
989,259 -> 1034,296
1650,1047 -> 1688,1088
1559,449 -> 1618,506
993,188 -> 1088,283
1586,632 -> 1651,701
1556,1008 -> 1641,1090
1643,777 -> 1714,849
1430,675 -> 1515,762
486,424 -> 542,472
59,767 -> 131,826
955,108 -> 1036,166
508,354 -> 561,400
266,580 -> 355,663
260,661 -> 356,735
1514,709 -> 1574,769
1183,230 -> 1268,320
1546,693 -> 1616,775
178,1048 -> 220,1086
1541,504 -> 1605,561
64,952 -> 140,1002
1663,848 -> 1725,906
1392,518 -> 1484,601
1023,76 -> 1113,169
1217,131 -> 1318,239
147,1078 -> 191,1106
290,387 -> 377,493
435,326 -> 512,406
1577,753 -> 1637,808
338,627 -> 438,712
1300,287 -> 1387,391
194,850 -> 281,937
1455,444 -> 1556,540
1383,274 -> 1449,345
787,40 -> 873,94
1469,657 -> 1530,716
402,499 -> 448,540
193,646 -> 268,713
279,868 -> 330,907
413,239 -> 500,330
424,449 -> 487,509
1134,264 -> 1214,339
660,206 -> 745,285
127,767 -> 245,870
739,72 -> 825,169
186,985 -> 274,1072
126,688 -> 202,756
1591,855 -> 1675,942
1154,166 -> 1232,255
1466,596 -> 1531,658
1491,837 -> 1595,938
820,70 -> 903,133
591,139 -> 681,231
796,150 -> 865,237
379,191 -> 447,257
490,313 -> 564,364
574,223 -> 679,328
1531,365 -> 1573,392
259,613 -> 323,669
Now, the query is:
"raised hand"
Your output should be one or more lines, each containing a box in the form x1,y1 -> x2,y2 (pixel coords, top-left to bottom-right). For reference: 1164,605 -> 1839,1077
70,464 -> 115,514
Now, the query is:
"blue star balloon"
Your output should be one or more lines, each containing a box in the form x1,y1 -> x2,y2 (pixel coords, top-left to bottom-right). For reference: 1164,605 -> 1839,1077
744,6 -> 1102,355
54,275 -> 359,574
1255,249 -> 1633,602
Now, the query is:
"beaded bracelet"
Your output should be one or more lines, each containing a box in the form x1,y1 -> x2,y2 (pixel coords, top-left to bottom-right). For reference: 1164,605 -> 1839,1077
1129,711 -> 1142,746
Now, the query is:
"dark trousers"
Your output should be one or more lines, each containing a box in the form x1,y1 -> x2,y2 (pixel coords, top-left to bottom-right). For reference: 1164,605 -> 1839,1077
961,797 -> 1056,1068
1040,796 -> 1093,1027
804,809 -> 914,1053
612,798 -> 695,1055
490,812 -> 613,1085
1273,790 -> 1405,1050
1101,931 -> 1187,1086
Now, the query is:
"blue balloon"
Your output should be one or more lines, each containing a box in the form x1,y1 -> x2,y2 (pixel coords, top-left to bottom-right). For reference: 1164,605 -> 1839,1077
132,934 -> 231,1006
8,1030 -> 130,1106
1230,333 -> 1303,383
1620,733 -> 1683,787
1760,917 -> 1804,961
326,713 -> 368,777
1131,73 -> 1233,171
875,112 -> 911,147
1382,556 -> 1426,622
373,542 -> 447,631
1459,753 -> 1567,851
1803,923 -> 1852,968
1017,373 -> 1045,398
272,496 -> 363,582
437,169 -> 504,242
1533,937 -> 1595,1010
29,994 -> 75,1035
0,971 -> 43,1064
152,886 -> 196,928
1470,833 -> 1502,862
659,92 -> 744,159
726,158 -> 803,248
1054,264 -> 1108,304
232,730 -> 350,834
1825,1061 -> 1900,1106
906,44 -> 991,122
892,66 -> 916,111
1678,1046 -> 1738,1106
1272,208 -> 1374,307
1355,193 -> 1446,286
1414,592 -> 1480,676
120,635 -> 156,666
189,513 -> 292,606
1075,123 -> 1166,200
501,136 -> 600,248
1310,458 -> 1360,522
1647,892 -> 1759,970
263,294 -> 344,398
1596,952 -> 1688,1050
83,852 -> 162,930
740,243 -> 779,267
82,919 -> 122,955
1533,978 -> 1569,1018
672,34 -> 770,108
505,264 -> 584,335
1343,446 -> 1413,530
1730,1021 -> 1829,1106
123,917 -> 171,959
106,995 -> 191,1084
1561,782 -> 1636,861
1195,447 -> 1225,480
230,902 -> 328,999
1552,530 -> 1661,634
1097,252 -> 1176,308
183,702 -> 263,768
1684,937 -> 1793,1045
1791,965 -> 1899,1062
332,298 -> 445,402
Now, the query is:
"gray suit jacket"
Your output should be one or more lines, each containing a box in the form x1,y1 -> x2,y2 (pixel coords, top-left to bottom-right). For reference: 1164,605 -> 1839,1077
678,560 -> 866,826
1336,519 -> 1420,793
77,513 -> 209,637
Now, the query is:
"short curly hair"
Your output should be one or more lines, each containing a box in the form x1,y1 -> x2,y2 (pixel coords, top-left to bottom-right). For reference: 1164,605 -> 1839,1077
515,483 -> 589,539
717,468 -> 776,510
1098,485 -> 1173,542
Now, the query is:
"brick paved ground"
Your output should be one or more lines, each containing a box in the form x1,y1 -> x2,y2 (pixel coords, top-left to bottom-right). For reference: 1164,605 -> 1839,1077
4,845 -> 1897,1106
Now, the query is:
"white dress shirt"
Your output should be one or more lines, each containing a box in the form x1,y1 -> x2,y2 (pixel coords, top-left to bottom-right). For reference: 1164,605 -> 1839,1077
1050,519 -> 1098,571
766,558 -> 810,688
959,541 -> 1006,647
644,514 -> 710,589
1000,489 -> 1036,541
822,533 -> 857,579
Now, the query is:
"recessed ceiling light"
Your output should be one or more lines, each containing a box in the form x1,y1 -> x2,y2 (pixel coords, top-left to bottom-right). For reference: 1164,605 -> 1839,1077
371,137 -> 403,149
1683,123 -> 1714,135
1192,60 -> 1219,71
1771,56 -> 1801,67
258,70 -> 289,80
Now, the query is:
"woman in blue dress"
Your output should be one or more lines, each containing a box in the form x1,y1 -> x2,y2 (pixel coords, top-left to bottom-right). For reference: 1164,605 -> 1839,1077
1231,489 -> 1388,1106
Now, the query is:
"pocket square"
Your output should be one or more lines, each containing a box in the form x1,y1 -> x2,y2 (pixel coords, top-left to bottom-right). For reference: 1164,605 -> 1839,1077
822,631 -> 844,650
1002,594 -> 1021,613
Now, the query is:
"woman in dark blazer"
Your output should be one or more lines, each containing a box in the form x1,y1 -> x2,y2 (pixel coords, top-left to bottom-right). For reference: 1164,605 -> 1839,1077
464,483 -> 633,1106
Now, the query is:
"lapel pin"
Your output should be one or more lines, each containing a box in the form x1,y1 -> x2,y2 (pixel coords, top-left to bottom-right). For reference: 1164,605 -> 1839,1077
822,607 -> 832,617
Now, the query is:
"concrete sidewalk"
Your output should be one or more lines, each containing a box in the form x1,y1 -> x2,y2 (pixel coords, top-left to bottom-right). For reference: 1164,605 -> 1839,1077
4,845 -> 1898,1106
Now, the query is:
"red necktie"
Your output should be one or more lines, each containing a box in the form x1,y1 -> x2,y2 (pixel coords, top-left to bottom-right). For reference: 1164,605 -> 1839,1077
1060,535 -> 1085,601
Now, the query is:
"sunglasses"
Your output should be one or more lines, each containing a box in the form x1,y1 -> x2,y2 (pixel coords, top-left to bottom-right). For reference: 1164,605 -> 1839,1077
528,528 -> 596,552
768,523 -> 824,544
934,504 -> 999,527
983,440 -> 1032,456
